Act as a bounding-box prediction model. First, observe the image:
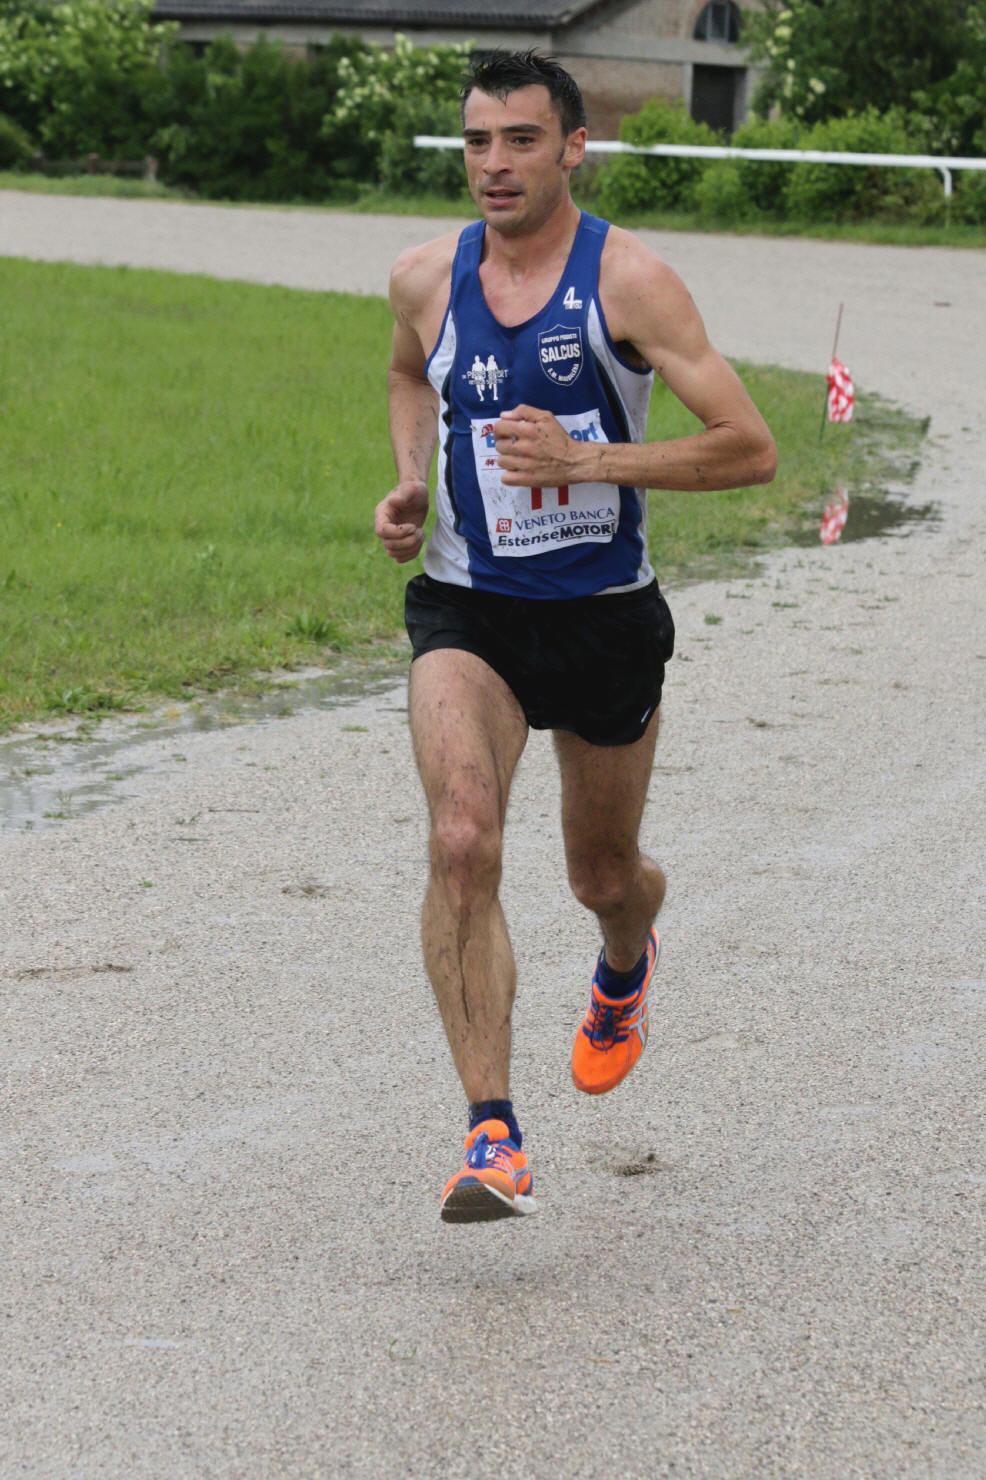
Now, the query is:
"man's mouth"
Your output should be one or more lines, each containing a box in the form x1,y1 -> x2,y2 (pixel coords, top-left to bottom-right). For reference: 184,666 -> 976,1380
483,187 -> 521,204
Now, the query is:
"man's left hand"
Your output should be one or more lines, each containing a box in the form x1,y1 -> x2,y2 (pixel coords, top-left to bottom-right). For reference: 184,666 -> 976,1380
493,405 -> 595,487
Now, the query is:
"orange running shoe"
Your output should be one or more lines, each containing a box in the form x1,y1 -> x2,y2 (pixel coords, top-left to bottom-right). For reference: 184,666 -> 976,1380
571,927 -> 660,1094
440,1119 -> 536,1223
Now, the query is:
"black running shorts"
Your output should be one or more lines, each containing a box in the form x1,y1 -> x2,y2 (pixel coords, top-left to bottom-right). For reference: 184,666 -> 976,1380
404,573 -> 675,747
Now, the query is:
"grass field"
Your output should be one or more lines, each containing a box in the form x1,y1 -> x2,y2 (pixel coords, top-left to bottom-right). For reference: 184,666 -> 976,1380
0,256 -> 926,731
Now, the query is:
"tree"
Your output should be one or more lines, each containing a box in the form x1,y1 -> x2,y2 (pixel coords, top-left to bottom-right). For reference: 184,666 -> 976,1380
320,31 -> 470,192
0,0 -> 175,157
911,1 -> 986,154
747,0 -> 971,126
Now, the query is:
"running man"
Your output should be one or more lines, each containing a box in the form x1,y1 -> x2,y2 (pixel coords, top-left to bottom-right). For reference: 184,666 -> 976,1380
374,51 -> 776,1222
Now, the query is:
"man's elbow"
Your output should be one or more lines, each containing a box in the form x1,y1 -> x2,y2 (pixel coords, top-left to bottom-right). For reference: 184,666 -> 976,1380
388,363 -> 431,393
738,422 -> 776,487
751,432 -> 778,486
716,416 -> 777,488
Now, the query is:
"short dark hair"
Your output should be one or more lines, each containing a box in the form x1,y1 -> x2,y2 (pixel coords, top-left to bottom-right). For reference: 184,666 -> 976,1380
460,50 -> 587,137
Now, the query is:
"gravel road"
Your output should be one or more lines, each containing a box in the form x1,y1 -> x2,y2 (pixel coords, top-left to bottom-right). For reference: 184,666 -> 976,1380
1,189 -> 984,1479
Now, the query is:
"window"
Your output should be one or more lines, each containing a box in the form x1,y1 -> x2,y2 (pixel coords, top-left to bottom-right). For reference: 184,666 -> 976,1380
693,1 -> 741,44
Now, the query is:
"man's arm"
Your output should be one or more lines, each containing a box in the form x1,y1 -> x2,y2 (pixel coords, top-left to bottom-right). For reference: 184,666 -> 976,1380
494,229 -> 777,493
374,246 -> 444,564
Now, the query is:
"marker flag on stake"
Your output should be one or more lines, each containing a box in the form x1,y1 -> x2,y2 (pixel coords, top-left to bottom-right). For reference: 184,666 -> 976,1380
826,356 -> 854,422
820,487 -> 850,544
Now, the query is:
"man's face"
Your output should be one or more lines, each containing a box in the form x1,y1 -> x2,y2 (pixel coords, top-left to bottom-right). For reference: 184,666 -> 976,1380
461,83 -> 586,237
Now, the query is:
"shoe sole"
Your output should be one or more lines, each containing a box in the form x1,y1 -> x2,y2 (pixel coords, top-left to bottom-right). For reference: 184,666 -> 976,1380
440,1182 -> 537,1224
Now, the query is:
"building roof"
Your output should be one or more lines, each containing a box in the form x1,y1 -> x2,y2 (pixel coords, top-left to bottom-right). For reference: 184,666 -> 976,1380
153,0 -> 607,25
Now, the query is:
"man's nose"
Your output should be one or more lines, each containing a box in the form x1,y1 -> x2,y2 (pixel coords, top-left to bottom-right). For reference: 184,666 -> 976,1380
484,135 -> 510,173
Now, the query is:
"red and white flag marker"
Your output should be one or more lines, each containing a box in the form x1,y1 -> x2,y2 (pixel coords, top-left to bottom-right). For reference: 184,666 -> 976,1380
826,356 -> 854,422
820,487 -> 850,544
818,305 -> 854,541
819,303 -> 855,433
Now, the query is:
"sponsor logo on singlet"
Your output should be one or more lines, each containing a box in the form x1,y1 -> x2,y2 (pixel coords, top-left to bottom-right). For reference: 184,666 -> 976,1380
462,353 -> 509,403
538,324 -> 583,387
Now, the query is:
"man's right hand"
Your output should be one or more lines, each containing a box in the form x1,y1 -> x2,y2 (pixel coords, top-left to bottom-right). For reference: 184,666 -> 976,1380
374,479 -> 429,564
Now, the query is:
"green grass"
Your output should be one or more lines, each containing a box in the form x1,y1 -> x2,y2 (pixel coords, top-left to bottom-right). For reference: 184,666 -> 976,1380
0,169 -> 187,201
0,256 -> 927,731
0,259 -> 404,729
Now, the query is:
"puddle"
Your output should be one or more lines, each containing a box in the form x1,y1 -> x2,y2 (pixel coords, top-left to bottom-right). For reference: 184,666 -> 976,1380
0,484 -> 940,835
0,660 -> 407,834
793,487 -> 941,546
662,487 -> 941,588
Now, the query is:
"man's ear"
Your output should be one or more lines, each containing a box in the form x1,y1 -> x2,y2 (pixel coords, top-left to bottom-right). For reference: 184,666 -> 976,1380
562,127 -> 587,170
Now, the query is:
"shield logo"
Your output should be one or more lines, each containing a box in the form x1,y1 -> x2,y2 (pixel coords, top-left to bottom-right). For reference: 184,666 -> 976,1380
538,324 -> 583,386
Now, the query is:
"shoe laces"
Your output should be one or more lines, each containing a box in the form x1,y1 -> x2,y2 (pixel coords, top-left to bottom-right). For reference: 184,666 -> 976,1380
585,986 -> 638,1048
466,1131 -> 516,1174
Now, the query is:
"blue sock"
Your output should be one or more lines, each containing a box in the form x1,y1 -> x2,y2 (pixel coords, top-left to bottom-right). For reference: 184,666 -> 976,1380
469,1099 -> 522,1148
595,944 -> 649,1000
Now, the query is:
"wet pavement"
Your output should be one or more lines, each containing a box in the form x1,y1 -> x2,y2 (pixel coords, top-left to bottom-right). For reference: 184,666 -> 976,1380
1,664 -> 406,833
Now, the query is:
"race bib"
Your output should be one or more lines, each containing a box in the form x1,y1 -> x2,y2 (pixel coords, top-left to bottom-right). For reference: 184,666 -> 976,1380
470,410 -> 619,559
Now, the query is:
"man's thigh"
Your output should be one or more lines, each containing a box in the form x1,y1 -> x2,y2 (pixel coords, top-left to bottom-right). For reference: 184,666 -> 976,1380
553,710 -> 661,858
408,648 -> 529,827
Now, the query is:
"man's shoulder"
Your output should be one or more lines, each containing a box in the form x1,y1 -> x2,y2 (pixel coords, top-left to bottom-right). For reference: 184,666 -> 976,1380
594,221 -> 700,364
598,222 -> 691,323
389,227 -> 463,313
599,222 -> 675,285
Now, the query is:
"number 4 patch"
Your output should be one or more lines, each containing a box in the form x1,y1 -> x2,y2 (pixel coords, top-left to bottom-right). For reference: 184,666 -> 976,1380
563,285 -> 583,310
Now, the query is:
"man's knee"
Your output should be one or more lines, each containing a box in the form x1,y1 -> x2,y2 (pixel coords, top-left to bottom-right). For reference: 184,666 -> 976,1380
429,806 -> 503,900
566,850 -> 637,916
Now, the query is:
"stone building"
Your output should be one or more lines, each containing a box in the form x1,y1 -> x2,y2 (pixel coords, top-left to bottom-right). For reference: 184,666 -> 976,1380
152,0 -> 765,136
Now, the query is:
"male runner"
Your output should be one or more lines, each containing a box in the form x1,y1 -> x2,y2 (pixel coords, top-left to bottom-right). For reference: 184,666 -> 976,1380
374,51 -> 776,1223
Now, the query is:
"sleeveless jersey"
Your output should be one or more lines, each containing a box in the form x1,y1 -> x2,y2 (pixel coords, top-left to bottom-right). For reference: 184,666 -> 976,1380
423,211 -> 655,599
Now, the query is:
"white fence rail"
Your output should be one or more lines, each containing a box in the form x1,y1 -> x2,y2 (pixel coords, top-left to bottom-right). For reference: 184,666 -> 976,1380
414,135 -> 986,198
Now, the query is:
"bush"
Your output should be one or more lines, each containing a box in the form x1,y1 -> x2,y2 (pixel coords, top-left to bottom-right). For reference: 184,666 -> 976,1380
0,0 -> 173,158
0,110 -> 32,168
692,115 -> 805,226
951,169 -> 986,224
784,108 -> 942,223
149,34 -> 366,202
729,114 -> 803,217
322,32 -> 470,193
0,23 -> 471,203
377,95 -> 467,198
693,160 -> 756,224
593,98 -> 718,217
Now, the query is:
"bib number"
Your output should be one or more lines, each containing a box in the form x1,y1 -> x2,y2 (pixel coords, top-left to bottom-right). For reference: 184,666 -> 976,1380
470,410 -> 619,559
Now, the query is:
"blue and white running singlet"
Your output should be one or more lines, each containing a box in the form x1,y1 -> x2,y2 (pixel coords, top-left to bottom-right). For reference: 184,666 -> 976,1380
423,211 -> 655,599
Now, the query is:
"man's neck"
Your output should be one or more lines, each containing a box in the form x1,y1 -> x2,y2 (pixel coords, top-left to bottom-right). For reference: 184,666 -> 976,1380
481,197 -> 581,281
